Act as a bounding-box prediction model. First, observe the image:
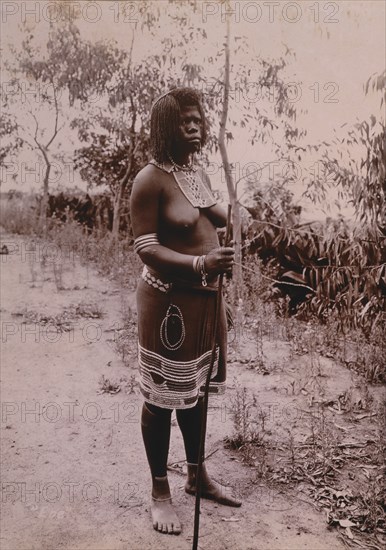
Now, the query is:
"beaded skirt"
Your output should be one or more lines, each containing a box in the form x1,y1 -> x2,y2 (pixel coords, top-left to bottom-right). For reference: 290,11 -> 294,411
136,270 -> 227,410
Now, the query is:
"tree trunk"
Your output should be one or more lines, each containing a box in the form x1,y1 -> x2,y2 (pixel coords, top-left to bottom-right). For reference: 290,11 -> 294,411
218,13 -> 244,343
112,184 -> 123,237
39,155 -> 50,237
112,163 -> 131,239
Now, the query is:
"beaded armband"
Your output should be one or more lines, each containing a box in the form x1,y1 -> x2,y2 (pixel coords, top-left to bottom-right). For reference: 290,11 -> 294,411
134,233 -> 160,254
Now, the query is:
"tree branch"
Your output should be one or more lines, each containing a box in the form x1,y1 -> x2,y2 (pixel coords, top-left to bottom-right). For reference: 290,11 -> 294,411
46,79 -> 60,149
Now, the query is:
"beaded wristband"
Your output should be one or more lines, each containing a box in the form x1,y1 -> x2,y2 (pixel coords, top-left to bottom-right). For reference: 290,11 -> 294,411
192,255 -> 200,274
198,255 -> 208,287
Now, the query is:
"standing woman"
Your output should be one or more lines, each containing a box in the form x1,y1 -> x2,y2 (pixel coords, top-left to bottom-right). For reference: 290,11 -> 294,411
130,88 -> 241,536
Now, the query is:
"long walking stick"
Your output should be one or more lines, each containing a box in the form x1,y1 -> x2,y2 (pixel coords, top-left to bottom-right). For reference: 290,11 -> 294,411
192,204 -> 232,550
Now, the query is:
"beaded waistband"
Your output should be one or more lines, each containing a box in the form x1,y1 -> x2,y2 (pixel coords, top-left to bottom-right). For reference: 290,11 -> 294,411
141,266 -> 172,293
141,265 -> 218,293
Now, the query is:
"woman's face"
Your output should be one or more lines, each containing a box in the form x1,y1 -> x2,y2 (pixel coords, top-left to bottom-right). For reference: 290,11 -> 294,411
176,105 -> 203,154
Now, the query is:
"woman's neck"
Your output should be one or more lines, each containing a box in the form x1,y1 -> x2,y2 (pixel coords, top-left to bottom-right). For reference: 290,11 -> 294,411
168,151 -> 193,169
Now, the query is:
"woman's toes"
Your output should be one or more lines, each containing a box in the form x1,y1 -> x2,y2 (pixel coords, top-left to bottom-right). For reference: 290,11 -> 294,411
151,497 -> 182,534
173,523 -> 182,535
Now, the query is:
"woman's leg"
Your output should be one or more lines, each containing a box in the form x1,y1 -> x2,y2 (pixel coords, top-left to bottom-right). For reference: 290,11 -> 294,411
175,398 -> 204,464
141,402 -> 172,478
176,398 -> 241,507
141,402 -> 181,534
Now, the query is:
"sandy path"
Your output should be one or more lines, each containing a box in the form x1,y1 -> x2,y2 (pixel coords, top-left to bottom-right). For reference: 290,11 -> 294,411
0,231 -> 345,550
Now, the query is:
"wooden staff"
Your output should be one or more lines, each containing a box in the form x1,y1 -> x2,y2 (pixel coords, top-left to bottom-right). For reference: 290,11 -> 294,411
192,203 -> 232,550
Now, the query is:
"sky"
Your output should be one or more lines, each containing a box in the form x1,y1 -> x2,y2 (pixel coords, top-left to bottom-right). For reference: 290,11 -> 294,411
1,0 -> 385,220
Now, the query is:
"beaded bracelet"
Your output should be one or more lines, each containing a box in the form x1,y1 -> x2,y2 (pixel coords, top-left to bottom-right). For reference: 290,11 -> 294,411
198,255 -> 208,287
192,255 -> 200,274
192,255 -> 208,286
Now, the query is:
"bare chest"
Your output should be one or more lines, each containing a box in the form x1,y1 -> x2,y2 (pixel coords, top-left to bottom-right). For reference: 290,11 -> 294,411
160,175 -> 201,231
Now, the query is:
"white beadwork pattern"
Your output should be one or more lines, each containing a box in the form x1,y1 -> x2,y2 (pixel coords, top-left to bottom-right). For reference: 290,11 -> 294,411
160,304 -> 186,350
149,159 -> 216,209
172,169 -> 217,208
142,266 -> 172,293
138,343 -> 224,409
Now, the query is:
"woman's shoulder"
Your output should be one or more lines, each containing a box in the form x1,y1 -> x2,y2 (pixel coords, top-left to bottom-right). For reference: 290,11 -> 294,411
135,160 -> 174,180
135,162 -> 157,179
133,163 -> 159,185
132,162 -> 169,198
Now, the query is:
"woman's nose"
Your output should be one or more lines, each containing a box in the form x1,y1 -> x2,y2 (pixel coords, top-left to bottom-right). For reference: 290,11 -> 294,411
187,123 -> 199,134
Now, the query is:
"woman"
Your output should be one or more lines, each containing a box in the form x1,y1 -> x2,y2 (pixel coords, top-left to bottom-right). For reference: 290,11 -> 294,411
130,88 -> 241,536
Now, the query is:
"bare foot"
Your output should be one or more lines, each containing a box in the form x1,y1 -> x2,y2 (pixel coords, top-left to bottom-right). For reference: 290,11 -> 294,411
185,463 -> 242,507
151,497 -> 182,535
150,476 -> 182,535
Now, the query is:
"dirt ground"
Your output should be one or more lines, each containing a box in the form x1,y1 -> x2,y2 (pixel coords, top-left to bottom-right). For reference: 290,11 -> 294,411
2,229 -> 381,550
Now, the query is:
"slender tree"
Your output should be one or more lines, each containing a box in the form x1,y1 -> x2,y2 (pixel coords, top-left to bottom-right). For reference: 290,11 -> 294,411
2,17 -> 125,231
218,13 -> 244,319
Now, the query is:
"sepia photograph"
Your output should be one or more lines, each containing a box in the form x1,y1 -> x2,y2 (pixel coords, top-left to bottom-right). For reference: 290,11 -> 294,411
1,1 -> 385,549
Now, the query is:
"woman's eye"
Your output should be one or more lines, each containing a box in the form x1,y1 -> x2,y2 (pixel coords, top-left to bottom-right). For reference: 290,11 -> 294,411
181,119 -> 202,127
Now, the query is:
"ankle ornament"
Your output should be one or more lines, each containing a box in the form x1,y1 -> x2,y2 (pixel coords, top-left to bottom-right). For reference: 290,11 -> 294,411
151,495 -> 172,502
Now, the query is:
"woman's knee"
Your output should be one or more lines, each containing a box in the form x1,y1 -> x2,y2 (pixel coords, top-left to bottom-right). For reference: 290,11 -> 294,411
142,401 -> 172,421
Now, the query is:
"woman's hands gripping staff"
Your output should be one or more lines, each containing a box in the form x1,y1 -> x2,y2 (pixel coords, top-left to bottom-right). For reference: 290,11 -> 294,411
203,244 -> 235,277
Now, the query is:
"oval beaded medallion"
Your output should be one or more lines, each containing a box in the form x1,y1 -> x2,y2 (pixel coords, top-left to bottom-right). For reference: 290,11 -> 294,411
160,304 -> 186,351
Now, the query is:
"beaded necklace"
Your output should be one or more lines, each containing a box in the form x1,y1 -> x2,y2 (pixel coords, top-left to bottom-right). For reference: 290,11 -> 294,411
167,153 -> 196,172
166,154 -> 216,209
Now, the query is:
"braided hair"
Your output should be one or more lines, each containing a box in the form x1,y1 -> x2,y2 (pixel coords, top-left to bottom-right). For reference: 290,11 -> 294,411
150,88 -> 207,163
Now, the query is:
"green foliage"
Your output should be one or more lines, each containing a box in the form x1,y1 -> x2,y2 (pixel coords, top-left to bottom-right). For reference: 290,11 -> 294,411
74,131 -> 150,194
242,71 -> 385,340
246,210 -> 385,336
304,72 -> 385,233
318,116 -> 386,233
0,112 -> 22,167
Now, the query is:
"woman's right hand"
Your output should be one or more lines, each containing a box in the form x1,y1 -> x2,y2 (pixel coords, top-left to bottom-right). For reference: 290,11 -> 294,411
204,246 -> 235,276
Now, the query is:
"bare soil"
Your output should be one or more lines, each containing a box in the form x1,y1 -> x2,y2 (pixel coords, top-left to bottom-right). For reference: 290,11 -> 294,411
1,230 -> 383,550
